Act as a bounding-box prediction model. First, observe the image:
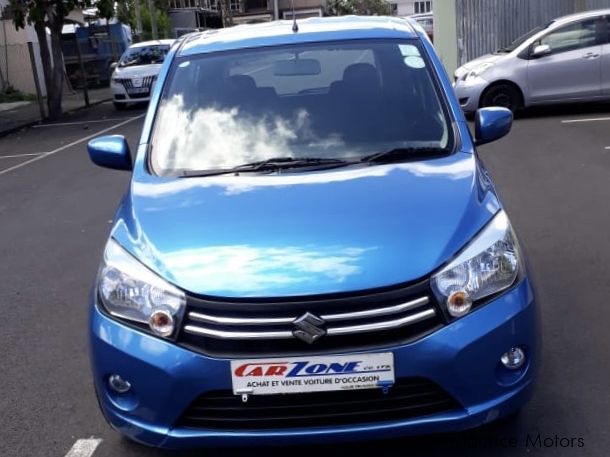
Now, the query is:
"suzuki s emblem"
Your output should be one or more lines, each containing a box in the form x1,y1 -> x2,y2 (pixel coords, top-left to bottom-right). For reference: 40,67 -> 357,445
292,312 -> 326,344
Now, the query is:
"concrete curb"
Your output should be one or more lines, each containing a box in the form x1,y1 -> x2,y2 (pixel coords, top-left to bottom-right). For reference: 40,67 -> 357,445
0,96 -> 113,139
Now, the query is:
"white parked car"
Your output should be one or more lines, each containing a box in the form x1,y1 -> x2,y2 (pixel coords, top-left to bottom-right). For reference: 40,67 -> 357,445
110,39 -> 175,109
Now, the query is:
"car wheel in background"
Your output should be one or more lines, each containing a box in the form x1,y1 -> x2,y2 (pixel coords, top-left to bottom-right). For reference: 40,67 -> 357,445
481,84 -> 522,114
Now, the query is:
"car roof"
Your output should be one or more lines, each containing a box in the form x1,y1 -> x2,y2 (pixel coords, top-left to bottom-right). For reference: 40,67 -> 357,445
550,8 -> 610,28
409,12 -> 433,19
130,39 -> 175,49
178,16 -> 419,57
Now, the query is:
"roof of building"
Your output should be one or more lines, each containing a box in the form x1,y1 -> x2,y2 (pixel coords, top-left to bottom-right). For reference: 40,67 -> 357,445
178,16 -> 420,57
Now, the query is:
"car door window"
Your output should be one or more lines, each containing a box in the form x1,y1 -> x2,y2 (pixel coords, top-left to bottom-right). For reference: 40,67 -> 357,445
535,19 -> 604,55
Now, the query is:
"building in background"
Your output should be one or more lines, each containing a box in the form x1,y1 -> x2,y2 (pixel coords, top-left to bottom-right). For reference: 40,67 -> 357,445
391,0 -> 432,17
0,0 -> 47,96
169,0 -> 327,35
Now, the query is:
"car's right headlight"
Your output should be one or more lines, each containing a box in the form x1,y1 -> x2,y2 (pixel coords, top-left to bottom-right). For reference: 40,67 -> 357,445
431,211 -> 521,318
97,238 -> 186,337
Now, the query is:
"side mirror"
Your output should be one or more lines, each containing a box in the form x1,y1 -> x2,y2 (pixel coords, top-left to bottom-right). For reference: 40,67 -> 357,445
87,135 -> 132,171
474,107 -> 513,146
531,44 -> 551,58
109,62 -> 118,71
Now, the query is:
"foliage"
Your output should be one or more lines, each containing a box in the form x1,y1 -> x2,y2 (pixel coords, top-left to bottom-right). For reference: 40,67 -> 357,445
8,0 -> 88,118
327,0 -> 391,16
0,85 -> 36,103
97,0 -> 116,22
115,0 -> 172,39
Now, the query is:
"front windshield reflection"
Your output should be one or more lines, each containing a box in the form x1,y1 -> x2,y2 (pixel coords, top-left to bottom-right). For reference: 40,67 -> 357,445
153,94 -> 345,172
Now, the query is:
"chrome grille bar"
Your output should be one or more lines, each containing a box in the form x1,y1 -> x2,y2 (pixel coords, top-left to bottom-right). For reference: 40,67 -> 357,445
326,309 -> 436,336
322,296 -> 429,322
183,300 -> 437,340
188,296 -> 430,326
189,312 -> 294,326
183,326 -> 293,340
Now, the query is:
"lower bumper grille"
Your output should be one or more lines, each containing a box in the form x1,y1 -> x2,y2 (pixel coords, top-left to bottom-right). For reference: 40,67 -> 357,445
177,378 -> 461,430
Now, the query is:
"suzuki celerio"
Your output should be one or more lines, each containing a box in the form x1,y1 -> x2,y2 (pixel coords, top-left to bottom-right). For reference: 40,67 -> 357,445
88,16 -> 538,449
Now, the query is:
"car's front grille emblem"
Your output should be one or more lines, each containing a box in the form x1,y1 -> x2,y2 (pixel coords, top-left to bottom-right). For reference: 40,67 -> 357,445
292,312 -> 326,344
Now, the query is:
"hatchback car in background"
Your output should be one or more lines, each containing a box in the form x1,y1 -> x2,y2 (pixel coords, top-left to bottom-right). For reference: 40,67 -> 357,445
88,17 -> 538,449
409,12 -> 434,41
454,9 -> 610,113
110,39 -> 175,109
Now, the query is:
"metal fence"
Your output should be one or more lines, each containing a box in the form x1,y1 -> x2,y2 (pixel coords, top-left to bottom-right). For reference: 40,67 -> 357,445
455,0 -> 610,64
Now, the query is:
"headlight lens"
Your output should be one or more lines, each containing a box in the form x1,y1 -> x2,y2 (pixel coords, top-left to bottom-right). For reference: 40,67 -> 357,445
463,62 -> 494,81
97,239 -> 185,337
431,211 -> 521,318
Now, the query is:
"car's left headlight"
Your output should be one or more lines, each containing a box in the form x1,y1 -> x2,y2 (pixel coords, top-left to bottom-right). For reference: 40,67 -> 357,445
431,211 -> 521,318
97,238 -> 186,338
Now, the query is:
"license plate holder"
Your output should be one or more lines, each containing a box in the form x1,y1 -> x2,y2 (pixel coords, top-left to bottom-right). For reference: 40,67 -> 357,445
230,353 -> 395,396
127,87 -> 149,95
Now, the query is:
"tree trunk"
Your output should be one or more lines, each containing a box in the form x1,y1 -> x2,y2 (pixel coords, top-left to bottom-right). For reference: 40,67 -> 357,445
47,15 -> 65,119
33,22 -> 53,119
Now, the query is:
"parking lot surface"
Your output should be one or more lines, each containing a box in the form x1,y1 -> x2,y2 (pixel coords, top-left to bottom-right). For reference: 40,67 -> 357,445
1,102 -> 609,457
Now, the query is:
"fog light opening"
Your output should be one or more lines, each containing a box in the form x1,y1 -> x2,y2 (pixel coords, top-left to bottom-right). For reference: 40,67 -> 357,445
501,347 -> 526,370
446,290 -> 472,317
149,308 -> 175,337
108,374 -> 132,394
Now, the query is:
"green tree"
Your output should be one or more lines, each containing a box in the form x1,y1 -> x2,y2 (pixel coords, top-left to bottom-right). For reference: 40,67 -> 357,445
9,0 -> 86,118
116,0 -> 171,39
97,0 -> 119,59
328,0 -> 390,16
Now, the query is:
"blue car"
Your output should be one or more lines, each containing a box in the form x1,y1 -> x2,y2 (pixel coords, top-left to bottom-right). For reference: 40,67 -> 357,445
88,16 -> 538,449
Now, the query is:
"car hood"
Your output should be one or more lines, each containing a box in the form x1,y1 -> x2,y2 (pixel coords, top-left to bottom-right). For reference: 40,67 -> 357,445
455,53 -> 506,78
112,152 -> 500,298
113,64 -> 163,79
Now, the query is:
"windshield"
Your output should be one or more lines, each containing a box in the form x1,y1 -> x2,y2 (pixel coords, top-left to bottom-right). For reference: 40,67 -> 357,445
150,40 -> 453,175
119,45 -> 170,68
497,24 -> 550,53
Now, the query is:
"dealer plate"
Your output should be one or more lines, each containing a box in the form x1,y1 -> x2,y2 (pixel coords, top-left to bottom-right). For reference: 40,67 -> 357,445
230,353 -> 394,396
128,88 -> 149,94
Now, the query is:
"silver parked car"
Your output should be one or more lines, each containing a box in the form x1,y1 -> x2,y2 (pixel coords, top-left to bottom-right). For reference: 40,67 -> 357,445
454,9 -> 609,113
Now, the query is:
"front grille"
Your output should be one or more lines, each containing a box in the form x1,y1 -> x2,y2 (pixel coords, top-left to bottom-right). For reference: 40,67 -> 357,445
177,378 -> 461,430
177,280 -> 445,357
116,75 -> 156,91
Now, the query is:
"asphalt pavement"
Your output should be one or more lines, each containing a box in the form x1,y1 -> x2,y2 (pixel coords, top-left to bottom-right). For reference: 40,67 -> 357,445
1,101 -> 609,457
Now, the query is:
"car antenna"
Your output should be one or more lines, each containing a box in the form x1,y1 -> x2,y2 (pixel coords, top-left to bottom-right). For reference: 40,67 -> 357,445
290,0 -> 298,33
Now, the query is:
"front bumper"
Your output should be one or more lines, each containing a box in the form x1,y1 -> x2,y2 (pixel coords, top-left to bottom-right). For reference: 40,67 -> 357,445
453,76 -> 489,113
90,277 -> 539,449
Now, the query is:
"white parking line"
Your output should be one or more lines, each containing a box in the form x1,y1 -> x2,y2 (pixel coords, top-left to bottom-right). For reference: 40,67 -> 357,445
0,114 -> 145,177
32,118 -> 136,128
64,438 -> 102,457
0,153 -> 45,159
562,117 -> 610,124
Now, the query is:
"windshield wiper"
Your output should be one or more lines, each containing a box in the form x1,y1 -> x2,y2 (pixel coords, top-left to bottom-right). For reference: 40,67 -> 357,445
360,147 -> 450,164
233,156 -> 349,171
181,157 -> 350,177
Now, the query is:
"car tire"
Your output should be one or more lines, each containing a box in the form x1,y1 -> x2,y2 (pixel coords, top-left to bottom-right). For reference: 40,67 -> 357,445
481,84 -> 522,114
113,102 -> 127,110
